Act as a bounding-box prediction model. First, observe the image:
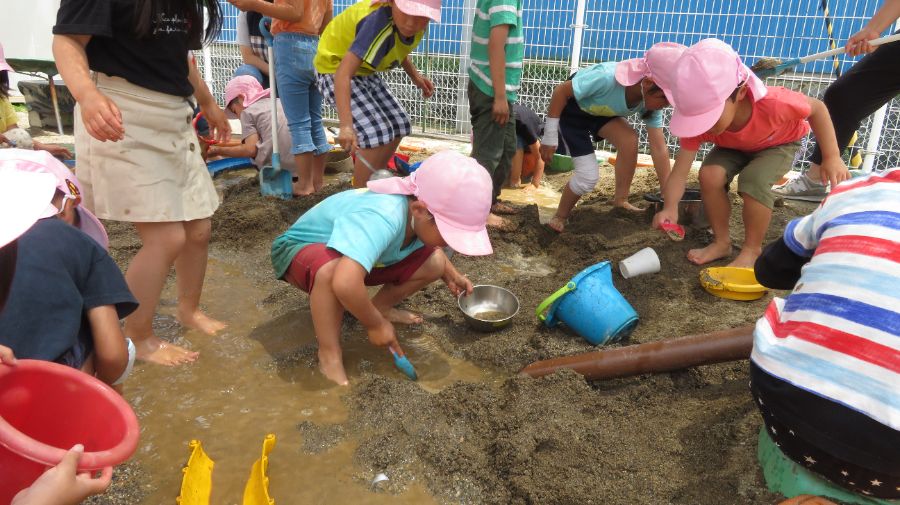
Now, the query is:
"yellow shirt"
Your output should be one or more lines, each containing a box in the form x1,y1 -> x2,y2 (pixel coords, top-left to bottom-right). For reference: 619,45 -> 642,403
314,1 -> 424,76
1,98 -> 18,132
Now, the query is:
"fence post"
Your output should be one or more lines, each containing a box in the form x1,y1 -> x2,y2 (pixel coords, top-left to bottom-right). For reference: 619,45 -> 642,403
570,0 -> 589,73
202,9 -> 213,84
455,0 -> 477,136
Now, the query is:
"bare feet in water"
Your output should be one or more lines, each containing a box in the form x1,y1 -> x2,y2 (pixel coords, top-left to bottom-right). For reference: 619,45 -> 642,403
547,215 -> 566,233
134,336 -> 199,366
612,200 -> 643,211
727,248 -> 761,269
687,241 -> 732,265
318,350 -> 349,386
177,308 -> 227,335
491,202 -> 519,215
383,308 -> 424,325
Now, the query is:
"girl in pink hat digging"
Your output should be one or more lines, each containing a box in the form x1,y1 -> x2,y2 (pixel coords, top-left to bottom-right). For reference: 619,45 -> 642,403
271,150 -> 492,385
539,42 -> 685,232
654,38 -> 849,268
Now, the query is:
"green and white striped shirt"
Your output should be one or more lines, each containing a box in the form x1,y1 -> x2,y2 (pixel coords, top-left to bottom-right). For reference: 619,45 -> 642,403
468,0 -> 524,102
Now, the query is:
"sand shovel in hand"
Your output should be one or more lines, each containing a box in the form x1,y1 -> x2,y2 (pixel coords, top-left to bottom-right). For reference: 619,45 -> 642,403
752,32 -> 900,79
389,345 -> 417,381
357,152 -> 395,182
258,18 -> 293,199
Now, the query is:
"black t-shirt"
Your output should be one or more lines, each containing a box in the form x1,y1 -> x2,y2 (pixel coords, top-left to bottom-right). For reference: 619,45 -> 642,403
53,0 -> 202,96
0,219 -> 137,368
513,103 -> 543,147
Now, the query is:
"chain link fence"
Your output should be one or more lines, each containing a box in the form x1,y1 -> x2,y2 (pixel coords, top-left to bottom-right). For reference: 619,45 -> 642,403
198,0 -> 900,171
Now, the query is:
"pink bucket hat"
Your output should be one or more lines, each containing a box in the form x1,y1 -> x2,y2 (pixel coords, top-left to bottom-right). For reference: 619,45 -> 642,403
374,0 -> 442,22
0,43 -> 12,73
367,150 -> 492,256
223,75 -> 271,119
0,168 -> 56,248
668,38 -> 768,138
615,42 -> 688,103
0,149 -> 110,250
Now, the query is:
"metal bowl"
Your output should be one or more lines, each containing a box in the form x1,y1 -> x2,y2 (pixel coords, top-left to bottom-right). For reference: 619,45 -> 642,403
457,285 -> 520,332
643,189 -> 708,228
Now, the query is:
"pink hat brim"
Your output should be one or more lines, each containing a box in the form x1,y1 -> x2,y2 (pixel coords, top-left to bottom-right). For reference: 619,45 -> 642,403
393,0 -> 441,22
614,58 -> 646,87
77,209 -> 110,250
0,170 -> 57,248
669,101 -> 725,139
0,62 -> 12,73
433,214 -> 492,256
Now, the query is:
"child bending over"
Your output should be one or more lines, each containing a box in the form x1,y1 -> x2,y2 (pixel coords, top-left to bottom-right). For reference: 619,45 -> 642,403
655,38 -> 849,267
271,151 -> 492,385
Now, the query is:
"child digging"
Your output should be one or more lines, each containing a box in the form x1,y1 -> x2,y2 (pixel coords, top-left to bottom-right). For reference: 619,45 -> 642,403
655,38 -> 849,267
314,0 -> 438,188
467,0 -> 523,230
270,151 -> 492,385
540,42 -> 685,232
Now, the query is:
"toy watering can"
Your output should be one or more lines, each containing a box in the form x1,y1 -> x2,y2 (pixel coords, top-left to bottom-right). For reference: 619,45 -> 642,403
536,261 -> 638,346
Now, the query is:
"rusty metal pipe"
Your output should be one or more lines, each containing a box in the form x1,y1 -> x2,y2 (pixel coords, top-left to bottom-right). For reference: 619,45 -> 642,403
520,325 -> 754,380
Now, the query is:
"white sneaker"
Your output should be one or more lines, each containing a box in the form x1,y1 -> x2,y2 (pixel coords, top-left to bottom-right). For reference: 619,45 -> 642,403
772,173 -> 829,202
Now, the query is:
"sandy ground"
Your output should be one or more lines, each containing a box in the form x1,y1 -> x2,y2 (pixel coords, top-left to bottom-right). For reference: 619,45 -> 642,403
67,136 -> 823,504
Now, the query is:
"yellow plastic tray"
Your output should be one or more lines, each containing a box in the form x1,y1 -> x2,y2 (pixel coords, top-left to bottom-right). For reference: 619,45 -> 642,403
243,434 -> 277,505
177,440 -> 214,505
700,267 -> 767,301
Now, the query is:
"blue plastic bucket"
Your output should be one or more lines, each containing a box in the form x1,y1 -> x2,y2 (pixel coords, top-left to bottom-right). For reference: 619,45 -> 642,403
536,261 -> 639,346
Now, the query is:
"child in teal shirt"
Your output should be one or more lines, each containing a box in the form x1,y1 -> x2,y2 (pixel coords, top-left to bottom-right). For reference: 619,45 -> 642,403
272,151 -> 493,385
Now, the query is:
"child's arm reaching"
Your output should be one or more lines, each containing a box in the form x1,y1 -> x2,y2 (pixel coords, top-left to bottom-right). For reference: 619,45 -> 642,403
652,148 -> 696,228
53,34 -> 124,142
87,305 -> 129,386
334,53 -> 365,153
647,127 -> 672,188
331,257 -> 400,351
806,97 -> 850,188
441,257 -> 473,297
189,58 -> 231,145
401,57 -> 434,98
488,23 -> 511,125
540,81 -> 575,164
207,134 -> 258,159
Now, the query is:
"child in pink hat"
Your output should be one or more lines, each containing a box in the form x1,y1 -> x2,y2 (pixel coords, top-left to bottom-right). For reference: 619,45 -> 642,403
540,42 -> 686,232
655,38 -> 849,268
271,150 -> 490,385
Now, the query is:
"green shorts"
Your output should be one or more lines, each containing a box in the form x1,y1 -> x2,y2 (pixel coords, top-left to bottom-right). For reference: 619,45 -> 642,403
701,141 -> 801,209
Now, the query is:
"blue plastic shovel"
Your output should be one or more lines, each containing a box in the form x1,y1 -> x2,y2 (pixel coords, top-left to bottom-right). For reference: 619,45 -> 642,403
258,18 -> 293,199
390,348 -> 418,381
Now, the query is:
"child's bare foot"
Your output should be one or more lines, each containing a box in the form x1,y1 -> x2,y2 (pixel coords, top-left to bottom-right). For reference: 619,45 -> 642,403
522,184 -> 538,193
383,308 -> 424,325
293,182 -> 315,197
687,241 -> 732,265
318,350 -> 349,386
491,202 -> 519,215
728,248 -> 761,269
612,200 -> 643,211
487,213 -> 513,230
134,336 -> 198,366
547,215 -> 566,233
176,309 -> 227,335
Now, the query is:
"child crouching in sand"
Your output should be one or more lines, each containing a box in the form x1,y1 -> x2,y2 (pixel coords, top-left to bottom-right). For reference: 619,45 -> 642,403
654,39 -> 849,267
271,151 -> 492,385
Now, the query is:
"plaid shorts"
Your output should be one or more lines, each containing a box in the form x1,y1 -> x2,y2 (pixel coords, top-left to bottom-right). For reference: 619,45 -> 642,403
316,73 -> 411,149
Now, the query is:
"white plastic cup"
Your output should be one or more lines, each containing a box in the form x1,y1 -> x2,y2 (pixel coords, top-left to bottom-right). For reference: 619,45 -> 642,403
619,247 -> 661,279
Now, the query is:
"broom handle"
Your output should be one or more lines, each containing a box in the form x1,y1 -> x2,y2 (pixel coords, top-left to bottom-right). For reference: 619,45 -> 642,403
798,32 -> 900,63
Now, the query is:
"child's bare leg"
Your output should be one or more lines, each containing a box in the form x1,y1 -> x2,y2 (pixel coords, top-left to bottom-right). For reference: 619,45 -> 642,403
688,165 -> 733,265
126,222 -> 198,366
371,249 -> 446,324
599,118 -> 641,211
294,152 -> 315,196
352,138 -> 402,188
730,193 -> 772,268
309,259 -> 349,386
312,152 -> 327,191
507,148 -> 524,188
549,183 -> 581,232
175,218 -> 226,335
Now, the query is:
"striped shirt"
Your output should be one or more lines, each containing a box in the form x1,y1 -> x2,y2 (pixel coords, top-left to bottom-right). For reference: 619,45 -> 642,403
750,168 -> 900,431
468,0 -> 524,102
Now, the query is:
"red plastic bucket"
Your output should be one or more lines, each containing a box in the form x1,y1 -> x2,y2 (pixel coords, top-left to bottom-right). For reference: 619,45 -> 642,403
0,360 -> 139,503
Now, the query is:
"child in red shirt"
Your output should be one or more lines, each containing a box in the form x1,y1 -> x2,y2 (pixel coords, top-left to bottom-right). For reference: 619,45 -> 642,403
653,39 -> 849,267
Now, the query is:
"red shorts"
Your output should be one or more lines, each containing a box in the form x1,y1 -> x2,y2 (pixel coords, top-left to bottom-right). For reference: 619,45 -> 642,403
284,243 -> 437,293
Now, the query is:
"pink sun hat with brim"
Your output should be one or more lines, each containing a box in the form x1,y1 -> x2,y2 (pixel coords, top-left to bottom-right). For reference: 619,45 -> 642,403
0,149 -> 110,250
223,75 -> 271,119
0,43 -> 12,73
373,0 -> 442,22
615,42 -> 688,104
668,38 -> 768,138
0,168 -> 57,248
366,150 -> 492,256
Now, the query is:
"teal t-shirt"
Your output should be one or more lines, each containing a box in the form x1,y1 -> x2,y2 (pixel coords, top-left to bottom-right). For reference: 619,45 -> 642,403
571,61 -> 663,129
271,189 -> 424,279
